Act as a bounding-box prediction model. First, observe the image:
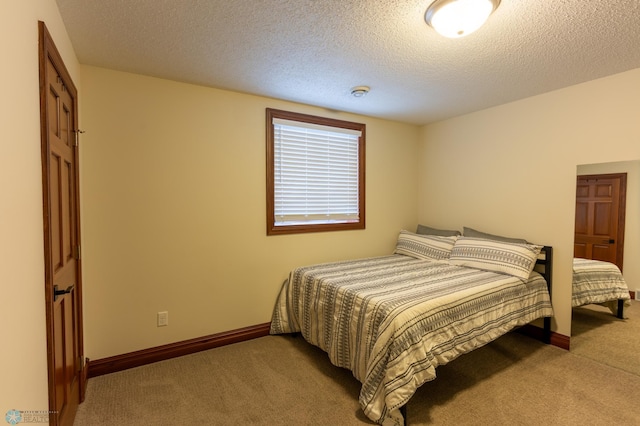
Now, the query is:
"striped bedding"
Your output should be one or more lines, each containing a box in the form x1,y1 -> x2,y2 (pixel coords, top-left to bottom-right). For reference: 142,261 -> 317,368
572,258 -> 630,313
270,254 -> 553,425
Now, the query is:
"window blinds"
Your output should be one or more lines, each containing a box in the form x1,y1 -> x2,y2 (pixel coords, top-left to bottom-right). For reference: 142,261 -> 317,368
273,118 -> 361,225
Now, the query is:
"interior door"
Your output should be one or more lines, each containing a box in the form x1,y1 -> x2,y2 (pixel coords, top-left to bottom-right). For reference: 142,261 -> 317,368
574,173 -> 627,271
39,21 -> 84,426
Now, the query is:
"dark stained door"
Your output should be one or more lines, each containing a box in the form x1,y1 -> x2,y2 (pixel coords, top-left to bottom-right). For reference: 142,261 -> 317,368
574,173 -> 627,271
39,21 -> 84,426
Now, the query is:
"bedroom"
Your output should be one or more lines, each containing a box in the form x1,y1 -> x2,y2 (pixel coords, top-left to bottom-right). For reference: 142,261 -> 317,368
2,0 -> 640,424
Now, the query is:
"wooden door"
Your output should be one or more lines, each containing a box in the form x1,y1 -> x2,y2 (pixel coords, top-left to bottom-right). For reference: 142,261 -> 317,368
39,22 -> 84,426
574,173 -> 627,271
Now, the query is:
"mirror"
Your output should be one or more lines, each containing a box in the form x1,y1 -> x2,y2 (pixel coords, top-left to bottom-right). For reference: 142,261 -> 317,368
570,160 -> 639,375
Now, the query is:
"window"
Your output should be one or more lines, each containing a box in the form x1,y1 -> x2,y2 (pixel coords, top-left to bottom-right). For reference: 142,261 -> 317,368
266,108 -> 365,235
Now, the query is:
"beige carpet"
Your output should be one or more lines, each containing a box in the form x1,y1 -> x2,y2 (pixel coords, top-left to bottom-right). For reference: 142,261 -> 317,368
571,299 -> 640,376
75,329 -> 640,426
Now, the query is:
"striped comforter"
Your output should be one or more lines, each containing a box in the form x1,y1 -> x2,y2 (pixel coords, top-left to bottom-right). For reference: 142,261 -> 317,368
572,258 -> 630,313
270,255 -> 553,425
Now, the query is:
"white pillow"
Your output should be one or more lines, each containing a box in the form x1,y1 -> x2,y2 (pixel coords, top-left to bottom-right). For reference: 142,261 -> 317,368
394,230 -> 457,261
449,237 -> 542,281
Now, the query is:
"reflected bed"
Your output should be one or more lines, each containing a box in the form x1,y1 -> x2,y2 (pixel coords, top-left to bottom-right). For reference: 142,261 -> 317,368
572,258 -> 631,319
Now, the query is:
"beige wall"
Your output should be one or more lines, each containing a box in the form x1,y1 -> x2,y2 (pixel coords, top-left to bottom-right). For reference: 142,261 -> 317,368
79,65 -> 420,359
0,0 -> 80,416
577,160 -> 640,292
419,68 -> 640,337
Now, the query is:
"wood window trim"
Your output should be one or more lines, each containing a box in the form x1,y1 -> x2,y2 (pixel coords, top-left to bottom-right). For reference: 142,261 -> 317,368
266,108 -> 366,235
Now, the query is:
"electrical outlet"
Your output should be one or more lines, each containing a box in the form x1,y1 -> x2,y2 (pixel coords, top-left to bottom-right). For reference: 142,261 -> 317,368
157,311 -> 169,327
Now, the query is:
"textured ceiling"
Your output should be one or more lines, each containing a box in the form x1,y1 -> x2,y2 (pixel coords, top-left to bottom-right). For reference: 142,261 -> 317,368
55,0 -> 640,125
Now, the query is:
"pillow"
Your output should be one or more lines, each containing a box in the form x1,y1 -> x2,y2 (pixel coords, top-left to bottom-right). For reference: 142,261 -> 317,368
394,230 -> 457,261
416,224 -> 461,237
462,227 -> 528,244
449,237 -> 542,281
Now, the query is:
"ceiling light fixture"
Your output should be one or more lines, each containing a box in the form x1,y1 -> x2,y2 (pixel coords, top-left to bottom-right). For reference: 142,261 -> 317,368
350,86 -> 370,97
425,0 -> 500,38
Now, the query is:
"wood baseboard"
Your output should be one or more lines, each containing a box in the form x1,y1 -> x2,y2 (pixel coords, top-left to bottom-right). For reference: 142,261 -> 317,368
88,321 -> 570,378
88,322 -> 271,378
518,324 -> 570,350
550,331 -> 571,350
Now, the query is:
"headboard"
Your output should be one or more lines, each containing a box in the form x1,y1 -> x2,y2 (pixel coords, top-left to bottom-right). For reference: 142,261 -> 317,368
534,245 -> 553,343
534,245 -> 553,294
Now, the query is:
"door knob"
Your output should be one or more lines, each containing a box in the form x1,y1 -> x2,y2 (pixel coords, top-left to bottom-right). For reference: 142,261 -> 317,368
54,285 -> 74,302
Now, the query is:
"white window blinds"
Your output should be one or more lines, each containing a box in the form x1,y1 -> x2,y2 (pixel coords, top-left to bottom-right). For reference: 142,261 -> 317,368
272,118 -> 362,226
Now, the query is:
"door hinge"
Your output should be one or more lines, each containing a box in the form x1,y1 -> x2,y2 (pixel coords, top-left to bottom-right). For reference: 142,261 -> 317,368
74,129 -> 85,147
75,244 -> 81,260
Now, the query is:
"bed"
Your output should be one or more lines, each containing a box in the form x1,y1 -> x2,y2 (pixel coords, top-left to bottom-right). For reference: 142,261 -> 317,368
270,232 -> 553,425
572,257 -> 631,319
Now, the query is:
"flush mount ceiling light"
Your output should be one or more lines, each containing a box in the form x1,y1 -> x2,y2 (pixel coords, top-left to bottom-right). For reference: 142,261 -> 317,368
350,86 -> 370,97
425,0 -> 500,38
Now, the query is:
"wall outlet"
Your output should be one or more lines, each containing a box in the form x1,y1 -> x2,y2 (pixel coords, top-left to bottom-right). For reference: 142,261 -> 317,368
157,311 -> 169,327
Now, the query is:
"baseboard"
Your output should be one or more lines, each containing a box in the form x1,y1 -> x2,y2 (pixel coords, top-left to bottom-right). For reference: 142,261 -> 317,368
518,324 -> 570,350
88,322 -> 271,378
88,321 -> 570,378
550,331 -> 571,350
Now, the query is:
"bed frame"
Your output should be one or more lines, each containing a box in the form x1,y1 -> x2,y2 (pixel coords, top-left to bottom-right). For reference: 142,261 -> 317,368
536,246 -> 553,342
616,299 -> 625,319
400,245 -> 554,425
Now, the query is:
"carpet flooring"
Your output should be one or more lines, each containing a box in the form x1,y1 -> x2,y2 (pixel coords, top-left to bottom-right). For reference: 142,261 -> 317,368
571,299 -> 640,376
74,312 -> 640,425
